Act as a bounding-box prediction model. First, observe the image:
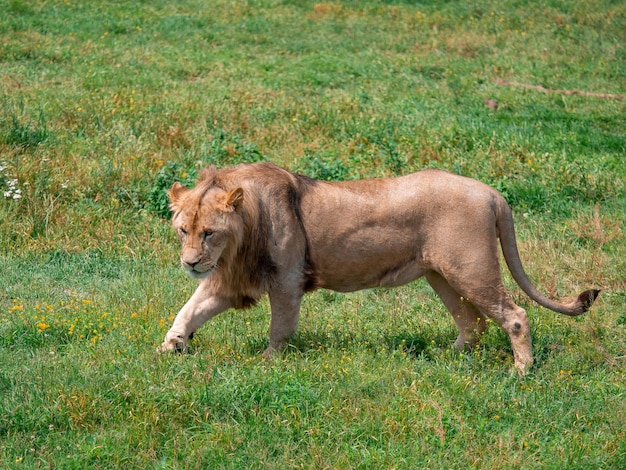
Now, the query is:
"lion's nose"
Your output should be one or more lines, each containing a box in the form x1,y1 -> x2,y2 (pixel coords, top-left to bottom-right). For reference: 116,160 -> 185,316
182,256 -> 202,268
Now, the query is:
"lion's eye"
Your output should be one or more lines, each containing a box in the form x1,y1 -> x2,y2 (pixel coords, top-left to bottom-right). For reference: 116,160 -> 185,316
204,231 -> 215,240
179,228 -> 188,237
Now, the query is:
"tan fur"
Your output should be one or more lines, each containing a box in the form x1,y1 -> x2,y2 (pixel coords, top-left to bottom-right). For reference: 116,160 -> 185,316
158,162 -> 600,374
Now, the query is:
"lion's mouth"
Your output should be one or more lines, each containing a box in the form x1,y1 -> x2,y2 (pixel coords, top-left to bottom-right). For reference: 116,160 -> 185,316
184,263 -> 216,279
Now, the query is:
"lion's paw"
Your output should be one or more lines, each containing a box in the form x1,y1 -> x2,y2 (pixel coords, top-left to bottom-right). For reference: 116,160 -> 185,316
157,331 -> 187,353
262,342 -> 287,360
261,347 -> 276,360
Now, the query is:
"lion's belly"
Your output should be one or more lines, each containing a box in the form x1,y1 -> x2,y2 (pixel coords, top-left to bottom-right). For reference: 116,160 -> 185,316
315,259 -> 427,292
309,229 -> 428,292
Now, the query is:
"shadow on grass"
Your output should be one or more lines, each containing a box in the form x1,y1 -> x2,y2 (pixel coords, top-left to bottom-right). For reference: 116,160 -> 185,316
241,329 -> 455,361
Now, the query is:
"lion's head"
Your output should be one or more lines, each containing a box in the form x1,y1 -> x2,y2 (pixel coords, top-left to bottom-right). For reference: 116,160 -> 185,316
168,177 -> 245,279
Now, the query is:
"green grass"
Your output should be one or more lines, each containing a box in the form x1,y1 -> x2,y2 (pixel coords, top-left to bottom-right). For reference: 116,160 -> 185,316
1,0 -> 625,467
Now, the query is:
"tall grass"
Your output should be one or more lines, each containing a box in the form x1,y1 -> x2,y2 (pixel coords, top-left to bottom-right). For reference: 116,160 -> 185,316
1,0 -> 624,468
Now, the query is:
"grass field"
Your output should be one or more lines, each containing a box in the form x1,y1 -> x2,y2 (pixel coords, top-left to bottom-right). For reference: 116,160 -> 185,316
1,0 -> 625,468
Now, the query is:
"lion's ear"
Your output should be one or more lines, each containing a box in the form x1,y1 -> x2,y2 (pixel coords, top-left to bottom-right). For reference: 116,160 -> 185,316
168,182 -> 189,205
222,187 -> 244,212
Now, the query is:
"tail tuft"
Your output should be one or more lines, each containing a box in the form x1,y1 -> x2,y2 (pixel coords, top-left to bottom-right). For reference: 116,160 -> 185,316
577,289 -> 601,313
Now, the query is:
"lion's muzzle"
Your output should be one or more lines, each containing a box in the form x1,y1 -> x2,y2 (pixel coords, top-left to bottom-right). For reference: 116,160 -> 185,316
182,262 -> 216,279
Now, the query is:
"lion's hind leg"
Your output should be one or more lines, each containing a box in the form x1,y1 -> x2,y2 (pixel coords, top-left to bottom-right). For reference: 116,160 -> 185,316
482,299 -> 533,375
425,271 -> 487,350
446,278 -> 533,375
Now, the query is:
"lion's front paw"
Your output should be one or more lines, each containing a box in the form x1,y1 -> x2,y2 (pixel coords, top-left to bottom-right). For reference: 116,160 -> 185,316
157,331 -> 188,353
261,346 -> 277,360
262,341 -> 287,360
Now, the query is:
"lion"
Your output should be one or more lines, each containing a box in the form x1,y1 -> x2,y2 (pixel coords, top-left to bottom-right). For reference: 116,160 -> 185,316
158,162 -> 600,374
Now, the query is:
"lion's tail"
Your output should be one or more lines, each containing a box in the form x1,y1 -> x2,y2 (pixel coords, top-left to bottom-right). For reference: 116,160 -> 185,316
495,196 -> 600,316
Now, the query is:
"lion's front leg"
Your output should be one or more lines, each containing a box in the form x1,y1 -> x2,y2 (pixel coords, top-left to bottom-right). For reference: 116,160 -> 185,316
158,285 -> 231,353
263,289 -> 303,358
